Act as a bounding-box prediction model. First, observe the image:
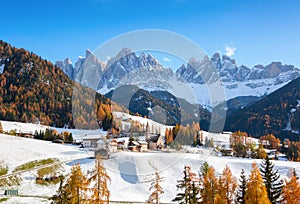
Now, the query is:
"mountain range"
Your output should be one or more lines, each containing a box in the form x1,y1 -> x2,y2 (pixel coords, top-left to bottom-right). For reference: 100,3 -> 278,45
56,48 -> 300,140
1,39 -> 300,141
56,48 -> 300,109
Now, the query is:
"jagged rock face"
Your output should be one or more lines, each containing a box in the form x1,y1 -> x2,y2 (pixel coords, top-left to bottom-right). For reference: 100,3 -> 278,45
97,48 -> 173,90
177,53 -> 300,84
56,50 -> 105,89
57,48 -> 300,108
55,58 -> 74,80
176,56 -> 220,84
74,50 -> 104,89
58,49 -> 300,90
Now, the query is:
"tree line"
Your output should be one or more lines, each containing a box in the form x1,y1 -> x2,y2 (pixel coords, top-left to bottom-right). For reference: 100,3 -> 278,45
172,157 -> 299,204
230,130 -> 300,161
51,156 -> 300,203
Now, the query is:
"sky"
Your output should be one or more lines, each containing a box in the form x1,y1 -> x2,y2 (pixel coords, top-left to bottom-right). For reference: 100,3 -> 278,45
1,0 -> 300,69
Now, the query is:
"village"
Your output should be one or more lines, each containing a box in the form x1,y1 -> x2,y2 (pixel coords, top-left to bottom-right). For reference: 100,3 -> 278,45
78,112 -> 289,161
0,111 -> 289,162
0,112 -> 293,203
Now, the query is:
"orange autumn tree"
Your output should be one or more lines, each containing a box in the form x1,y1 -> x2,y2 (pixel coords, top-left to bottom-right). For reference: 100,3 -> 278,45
200,166 -> 218,204
245,163 -> 270,204
282,169 -> 300,203
89,156 -> 111,203
215,165 -> 237,204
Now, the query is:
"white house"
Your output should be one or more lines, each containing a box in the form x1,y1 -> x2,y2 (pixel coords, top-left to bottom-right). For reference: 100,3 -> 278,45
82,134 -> 104,148
96,139 -> 107,150
138,141 -> 148,152
108,140 -> 118,152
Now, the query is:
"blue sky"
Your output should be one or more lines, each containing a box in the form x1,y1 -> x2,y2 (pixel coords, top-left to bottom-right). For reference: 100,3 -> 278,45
1,0 -> 300,68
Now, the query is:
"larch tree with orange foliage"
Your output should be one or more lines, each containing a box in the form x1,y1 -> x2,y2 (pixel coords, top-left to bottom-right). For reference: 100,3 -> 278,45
216,165 -> 237,204
88,155 -> 111,204
147,171 -> 164,204
200,166 -> 218,204
245,163 -> 271,204
282,169 -> 300,203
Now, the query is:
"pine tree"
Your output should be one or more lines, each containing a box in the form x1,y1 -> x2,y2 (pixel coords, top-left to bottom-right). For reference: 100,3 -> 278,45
245,163 -> 271,204
88,155 -> 111,203
173,166 -> 200,204
199,161 -> 210,176
147,171 -> 164,204
282,169 -> 300,203
64,164 -> 89,204
217,165 -> 237,204
260,156 -> 284,204
51,175 -> 68,204
237,169 -> 247,204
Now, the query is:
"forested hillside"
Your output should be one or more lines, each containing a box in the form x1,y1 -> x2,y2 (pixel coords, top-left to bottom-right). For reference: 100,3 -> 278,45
224,76 -> 300,141
0,40 -> 116,129
105,85 -> 211,129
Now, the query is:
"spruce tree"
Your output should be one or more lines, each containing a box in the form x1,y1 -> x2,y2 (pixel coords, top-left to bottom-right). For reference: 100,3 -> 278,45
147,171 -> 164,204
173,166 -> 200,204
199,161 -> 210,176
51,175 -> 68,204
237,169 -> 247,204
260,156 -> 284,204
88,155 -> 111,203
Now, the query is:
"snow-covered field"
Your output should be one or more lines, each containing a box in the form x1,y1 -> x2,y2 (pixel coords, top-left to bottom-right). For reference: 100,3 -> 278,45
0,134 -> 299,203
0,120 -> 105,141
114,111 -> 174,136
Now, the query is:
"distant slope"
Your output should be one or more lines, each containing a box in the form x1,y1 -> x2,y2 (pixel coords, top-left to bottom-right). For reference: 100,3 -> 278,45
105,85 -> 211,129
0,40 -> 116,129
224,76 -> 300,141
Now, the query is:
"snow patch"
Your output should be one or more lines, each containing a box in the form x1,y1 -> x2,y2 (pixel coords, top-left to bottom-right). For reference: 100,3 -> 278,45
0,64 -> 4,74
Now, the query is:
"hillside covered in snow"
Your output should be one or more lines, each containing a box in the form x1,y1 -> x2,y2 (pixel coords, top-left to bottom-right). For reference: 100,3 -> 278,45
0,132 -> 299,203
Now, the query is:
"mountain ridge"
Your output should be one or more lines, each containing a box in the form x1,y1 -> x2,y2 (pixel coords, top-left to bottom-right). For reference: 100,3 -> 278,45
0,40 -> 116,130
224,76 -> 300,141
56,49 -> 300,109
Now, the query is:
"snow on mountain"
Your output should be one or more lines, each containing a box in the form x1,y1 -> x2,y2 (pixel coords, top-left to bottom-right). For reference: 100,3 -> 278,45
57,49 -> 300,108
97,48 -> 173,91
0,58 -> 8,74
0,64 -> 4,74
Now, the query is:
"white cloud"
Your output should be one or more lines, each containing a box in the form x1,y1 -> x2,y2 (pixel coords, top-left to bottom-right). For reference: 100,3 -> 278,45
225,45 -> 236,57
163,57 -> 171,62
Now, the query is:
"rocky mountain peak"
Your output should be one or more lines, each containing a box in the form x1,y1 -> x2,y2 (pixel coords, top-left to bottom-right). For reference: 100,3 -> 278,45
64,58 -> 72,65
55,58 -> 74,79
85,49 -> 93,58
222,55 -> 236,65
116,47 -> 134,59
